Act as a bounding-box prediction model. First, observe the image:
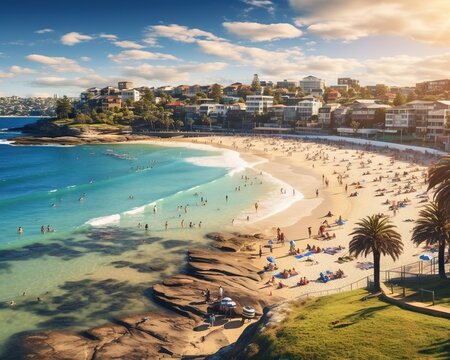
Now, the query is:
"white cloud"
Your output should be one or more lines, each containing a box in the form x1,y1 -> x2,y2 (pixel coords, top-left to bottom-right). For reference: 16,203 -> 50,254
123,62 -> 227,82
108,49 -> 178,62
223,22 -> 302,42
26,54 -> 89,73
10,65 -> 34,74
80,56 -> 91,62
242,0 -> 275,13
32,74 -> 110,88
113,40 -> 145,49
35,28 -> 53,34
360,53 -> 450,86
289,0 -> 450,46
61,32 -> 94,46
99,33 -> 118,40
146,24 -> 223,44
0,72 -> 14,79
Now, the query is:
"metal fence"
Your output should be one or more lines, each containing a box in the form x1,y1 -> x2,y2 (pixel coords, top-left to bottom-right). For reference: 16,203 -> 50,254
295,259 -> 450,301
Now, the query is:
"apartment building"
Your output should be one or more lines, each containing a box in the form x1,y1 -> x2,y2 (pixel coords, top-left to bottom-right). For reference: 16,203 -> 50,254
318,103 -> 341,128
120,89 -> 141,102
299,76 -> 325,95
337,77 -> 359,88
426,109 -> 450,141
118,81 -> 133,90
245,95 -> 273,115
276,80 -> 298,89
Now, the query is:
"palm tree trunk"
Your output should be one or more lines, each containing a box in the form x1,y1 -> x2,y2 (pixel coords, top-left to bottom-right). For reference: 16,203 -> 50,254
438,238 -> 447,279
373,251 -> 381,292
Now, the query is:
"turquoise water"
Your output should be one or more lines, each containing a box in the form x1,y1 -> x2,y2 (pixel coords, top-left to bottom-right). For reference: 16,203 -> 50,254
0,117 -> 277,356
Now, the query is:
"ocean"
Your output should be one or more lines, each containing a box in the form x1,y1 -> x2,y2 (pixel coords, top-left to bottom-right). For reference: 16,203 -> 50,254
0,117 -> 299,356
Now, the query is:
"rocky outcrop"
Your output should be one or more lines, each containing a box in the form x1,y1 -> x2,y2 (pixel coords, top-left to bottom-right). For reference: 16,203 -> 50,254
12,134 -> 150,145
19,239 -> 280,359
153,249 -> 282,322
206,232 -> 264,252
20,312 -> 196,360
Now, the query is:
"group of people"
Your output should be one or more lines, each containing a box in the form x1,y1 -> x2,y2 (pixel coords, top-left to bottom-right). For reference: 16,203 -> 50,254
280,268 -> 298,279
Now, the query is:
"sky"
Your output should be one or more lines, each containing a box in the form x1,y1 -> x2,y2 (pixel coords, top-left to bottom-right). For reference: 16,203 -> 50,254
0,0 -> 449,97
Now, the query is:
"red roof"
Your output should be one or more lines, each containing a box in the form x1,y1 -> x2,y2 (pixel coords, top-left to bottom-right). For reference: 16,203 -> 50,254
167,101 -> 185,107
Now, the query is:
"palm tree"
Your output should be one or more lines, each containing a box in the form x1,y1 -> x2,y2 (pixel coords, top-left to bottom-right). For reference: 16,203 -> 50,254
428,155 -> 450,216
411,202 -> 448,279
349,215 -> 403,292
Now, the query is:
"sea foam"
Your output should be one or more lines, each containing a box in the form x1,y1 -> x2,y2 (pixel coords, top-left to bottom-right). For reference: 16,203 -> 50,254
85,214 -> 121,227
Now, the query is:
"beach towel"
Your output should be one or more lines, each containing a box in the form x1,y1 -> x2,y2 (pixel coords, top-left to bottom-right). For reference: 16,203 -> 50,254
295,251 -> 315,259
274,273 -> 299,279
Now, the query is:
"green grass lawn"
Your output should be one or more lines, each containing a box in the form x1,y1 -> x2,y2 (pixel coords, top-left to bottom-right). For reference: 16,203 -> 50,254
249,289 -> 450,359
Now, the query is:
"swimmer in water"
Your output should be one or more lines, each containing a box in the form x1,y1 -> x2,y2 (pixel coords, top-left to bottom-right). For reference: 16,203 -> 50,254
18,227 -> 23,235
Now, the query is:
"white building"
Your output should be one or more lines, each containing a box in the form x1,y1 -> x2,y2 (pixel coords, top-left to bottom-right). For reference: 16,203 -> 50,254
318,103 -> 341,128
296,98 -> 322,120
300,76 -> 325,95
426,109 -> 450,141
246,95 -> 273,115
385,106 -> 416,131
199,103 -> 227,121
120,89 -> 141,102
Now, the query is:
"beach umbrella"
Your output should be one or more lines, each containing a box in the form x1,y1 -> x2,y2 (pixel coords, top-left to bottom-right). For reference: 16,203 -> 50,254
266,256 -> 276,263
420,254 -> 433,261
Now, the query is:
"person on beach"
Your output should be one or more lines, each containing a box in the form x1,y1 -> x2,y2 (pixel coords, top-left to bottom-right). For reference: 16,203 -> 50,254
145,224 -> 149,231
208,313 -> 215,328
218,286 -> 224,300
255,202 -> 259,212
277,227 -> 281,241
308,227 -> 312,238
259,245 -> 262,258
268,239 -> 273,253
316,189 -> 319,197
226,195 -> 228,202
165,221 -> 168,230
181,219 -> 184,228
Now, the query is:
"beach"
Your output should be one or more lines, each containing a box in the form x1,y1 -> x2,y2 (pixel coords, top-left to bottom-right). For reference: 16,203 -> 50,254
143,135 -> 436,298
4,133 -> 441,358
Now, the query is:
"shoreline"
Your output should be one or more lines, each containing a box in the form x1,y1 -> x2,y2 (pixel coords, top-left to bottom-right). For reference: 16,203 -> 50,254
4,133 -> 442,359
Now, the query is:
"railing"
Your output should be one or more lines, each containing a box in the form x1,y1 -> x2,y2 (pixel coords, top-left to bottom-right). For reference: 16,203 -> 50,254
293,259 -> 450,301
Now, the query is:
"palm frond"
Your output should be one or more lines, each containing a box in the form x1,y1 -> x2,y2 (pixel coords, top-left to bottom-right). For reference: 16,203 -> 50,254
349,215 -> 403,261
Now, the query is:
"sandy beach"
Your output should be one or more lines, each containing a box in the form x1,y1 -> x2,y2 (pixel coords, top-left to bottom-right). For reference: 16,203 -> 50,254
143,135 -> 435,302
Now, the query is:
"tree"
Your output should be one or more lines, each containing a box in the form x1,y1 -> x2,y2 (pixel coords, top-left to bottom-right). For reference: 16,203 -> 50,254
349,215 -> 403,291
412,203 -> 449,279
406,92 -> 416,102
251,74 -> 261,93
201,114 -> 212,130
210,83 -> 222,103
187,119 -> 194,131
375,84 -> 389,98
373,108 -> 386,127
175,120 -> 184,130
428,155 -> 450,218
350,120 -> 360,134
55,96 -> 73,119
393,92 -> 406,106
359,87 -> 371,99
